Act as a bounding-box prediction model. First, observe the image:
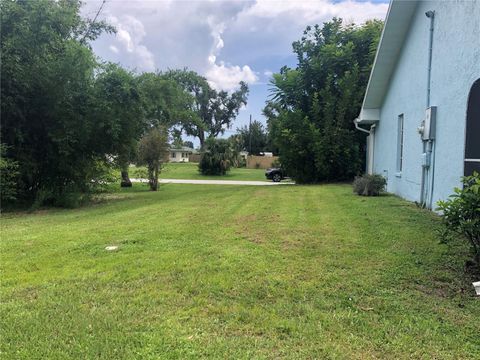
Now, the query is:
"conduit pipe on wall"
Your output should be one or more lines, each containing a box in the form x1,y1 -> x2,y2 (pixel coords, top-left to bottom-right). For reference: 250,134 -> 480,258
420,10 -> 436,208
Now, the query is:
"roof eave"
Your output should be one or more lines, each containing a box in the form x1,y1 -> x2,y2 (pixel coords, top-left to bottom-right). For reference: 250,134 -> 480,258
357,108 -> 380,124
358,0 -> 419,120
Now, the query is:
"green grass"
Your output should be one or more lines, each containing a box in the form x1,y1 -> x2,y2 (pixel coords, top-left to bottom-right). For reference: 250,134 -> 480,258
130,162 -> 268,182
1,184 -> 479,359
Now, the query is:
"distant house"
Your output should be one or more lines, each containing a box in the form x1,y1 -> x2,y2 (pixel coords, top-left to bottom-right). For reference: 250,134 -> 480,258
355,0 -> 479,209
239,151 -> 249,161
169,147 -> 194,163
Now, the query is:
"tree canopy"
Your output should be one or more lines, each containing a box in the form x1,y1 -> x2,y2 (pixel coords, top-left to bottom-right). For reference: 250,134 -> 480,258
165,70 -> 249,147
0,0 -> 217,205
265,18 -> 383,183
1,0 -> 116,203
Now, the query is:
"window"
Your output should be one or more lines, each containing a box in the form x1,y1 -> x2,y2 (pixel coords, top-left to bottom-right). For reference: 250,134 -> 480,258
396,114 -> 404,173
465,78 -> 480,176
171,152 -> 176,158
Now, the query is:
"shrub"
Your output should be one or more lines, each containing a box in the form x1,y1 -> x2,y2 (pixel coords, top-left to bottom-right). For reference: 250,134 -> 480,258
0,144 -> 19,204
353,174 -> 386,196
271,159 -> 281,168
437,172 -> 480,268
236,156 -> 246,168
199,138 -> 236,175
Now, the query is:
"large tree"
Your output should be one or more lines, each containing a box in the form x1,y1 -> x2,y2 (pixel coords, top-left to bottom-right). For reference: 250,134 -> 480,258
165,70 -> 248,147
0,0 -> 116,203
92,64 -> 143,187
266,18 -> 383,183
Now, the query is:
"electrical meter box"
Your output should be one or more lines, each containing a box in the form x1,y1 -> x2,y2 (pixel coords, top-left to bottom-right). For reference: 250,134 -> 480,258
422,106 -> 437,140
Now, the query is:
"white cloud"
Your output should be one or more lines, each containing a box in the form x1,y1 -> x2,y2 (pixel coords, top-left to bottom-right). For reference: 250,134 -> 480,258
206,62 -> 258,91
238,0 -> 387,23
83,0 -> 387,91
105,14 -> 155,71
109,45 -> 119,54
203,15 -> 258,91
201,16 -> 258,91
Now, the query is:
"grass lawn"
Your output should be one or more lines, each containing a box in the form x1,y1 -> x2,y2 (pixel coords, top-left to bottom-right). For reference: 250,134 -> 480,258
130,162 -> 268,182
1,184 -> 479,359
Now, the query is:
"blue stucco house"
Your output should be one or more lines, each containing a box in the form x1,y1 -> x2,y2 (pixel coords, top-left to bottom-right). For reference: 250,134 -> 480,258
355,0 -> 480,209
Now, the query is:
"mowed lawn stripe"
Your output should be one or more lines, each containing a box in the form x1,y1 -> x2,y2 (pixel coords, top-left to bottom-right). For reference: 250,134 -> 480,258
1,184 -> 479,359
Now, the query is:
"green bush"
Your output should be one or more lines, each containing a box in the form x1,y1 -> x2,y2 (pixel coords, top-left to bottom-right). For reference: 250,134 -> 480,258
437,172 -> 480,268
28,160 -> 114,210
0,144 -> 19,204
236,156 -> 246,168
353,174 -> 386,196
199,138 -> 236,176
271,159 -> 281,168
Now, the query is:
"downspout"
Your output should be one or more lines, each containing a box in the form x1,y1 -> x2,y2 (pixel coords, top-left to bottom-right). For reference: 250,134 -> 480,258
420,10 -> 435,207
354,119 -> 375,173
354,119 -> 372,134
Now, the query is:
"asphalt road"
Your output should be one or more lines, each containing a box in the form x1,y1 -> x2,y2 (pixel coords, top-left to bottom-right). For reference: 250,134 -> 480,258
130,178 -> 293,186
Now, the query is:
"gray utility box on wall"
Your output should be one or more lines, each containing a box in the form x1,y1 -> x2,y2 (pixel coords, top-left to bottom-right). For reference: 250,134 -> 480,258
422,106 -> 437,141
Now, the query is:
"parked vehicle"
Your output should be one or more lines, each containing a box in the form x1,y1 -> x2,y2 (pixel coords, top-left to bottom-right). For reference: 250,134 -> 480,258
265,168 -> 286,182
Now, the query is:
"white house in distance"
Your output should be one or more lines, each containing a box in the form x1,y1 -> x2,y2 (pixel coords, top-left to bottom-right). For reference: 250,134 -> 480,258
355,0 -> 480,209
168,146 -> 194,163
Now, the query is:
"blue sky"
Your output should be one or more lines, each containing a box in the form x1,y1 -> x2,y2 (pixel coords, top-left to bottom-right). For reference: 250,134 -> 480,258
84,0 -> 388,146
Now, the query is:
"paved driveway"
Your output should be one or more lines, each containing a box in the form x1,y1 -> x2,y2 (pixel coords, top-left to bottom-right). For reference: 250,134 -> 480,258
130,178 -> 292,186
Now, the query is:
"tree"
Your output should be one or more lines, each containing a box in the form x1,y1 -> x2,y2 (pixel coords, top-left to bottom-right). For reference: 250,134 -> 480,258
263,101 -> 282,155
235,120 -> 267,155
137,72 -> 194,129
266,18 -> 383,183
99,71 -> 193,187
137,128 -> 169,191
199,138 -> 237,175
0,143 -> 19,204
1,0 -> 116,204
165,70 -> 248,147
183,141 -> 194,149
171,128 -> 184,148
92,64 -> 143,187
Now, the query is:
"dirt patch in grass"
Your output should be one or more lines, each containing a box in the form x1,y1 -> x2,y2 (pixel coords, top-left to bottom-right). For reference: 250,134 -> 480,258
233,215 -> 270,244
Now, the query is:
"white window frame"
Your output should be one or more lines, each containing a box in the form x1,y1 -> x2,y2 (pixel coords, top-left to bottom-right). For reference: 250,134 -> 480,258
396,114 -> 404,175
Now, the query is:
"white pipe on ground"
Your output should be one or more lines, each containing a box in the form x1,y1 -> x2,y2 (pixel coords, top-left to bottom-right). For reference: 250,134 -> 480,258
473,281 -> 480,296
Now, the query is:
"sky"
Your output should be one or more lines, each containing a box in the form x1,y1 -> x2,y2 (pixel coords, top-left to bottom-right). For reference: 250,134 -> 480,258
83,0 -> 389,146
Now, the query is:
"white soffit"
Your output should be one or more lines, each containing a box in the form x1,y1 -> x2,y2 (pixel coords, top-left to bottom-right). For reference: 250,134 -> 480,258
361,0 -> 419,111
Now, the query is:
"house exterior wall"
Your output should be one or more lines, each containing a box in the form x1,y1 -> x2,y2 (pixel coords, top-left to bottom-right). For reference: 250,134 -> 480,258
373,1 -> 480,207
169,151 -> 190,163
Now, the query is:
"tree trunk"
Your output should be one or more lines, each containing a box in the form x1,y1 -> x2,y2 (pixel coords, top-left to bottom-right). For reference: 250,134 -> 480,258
198,130 -> 205,148
120,162 -> 132,187
148,164 -> 158,191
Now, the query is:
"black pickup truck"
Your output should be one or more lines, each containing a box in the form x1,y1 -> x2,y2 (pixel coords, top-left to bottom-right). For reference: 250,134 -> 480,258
265,168 -> 287,182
